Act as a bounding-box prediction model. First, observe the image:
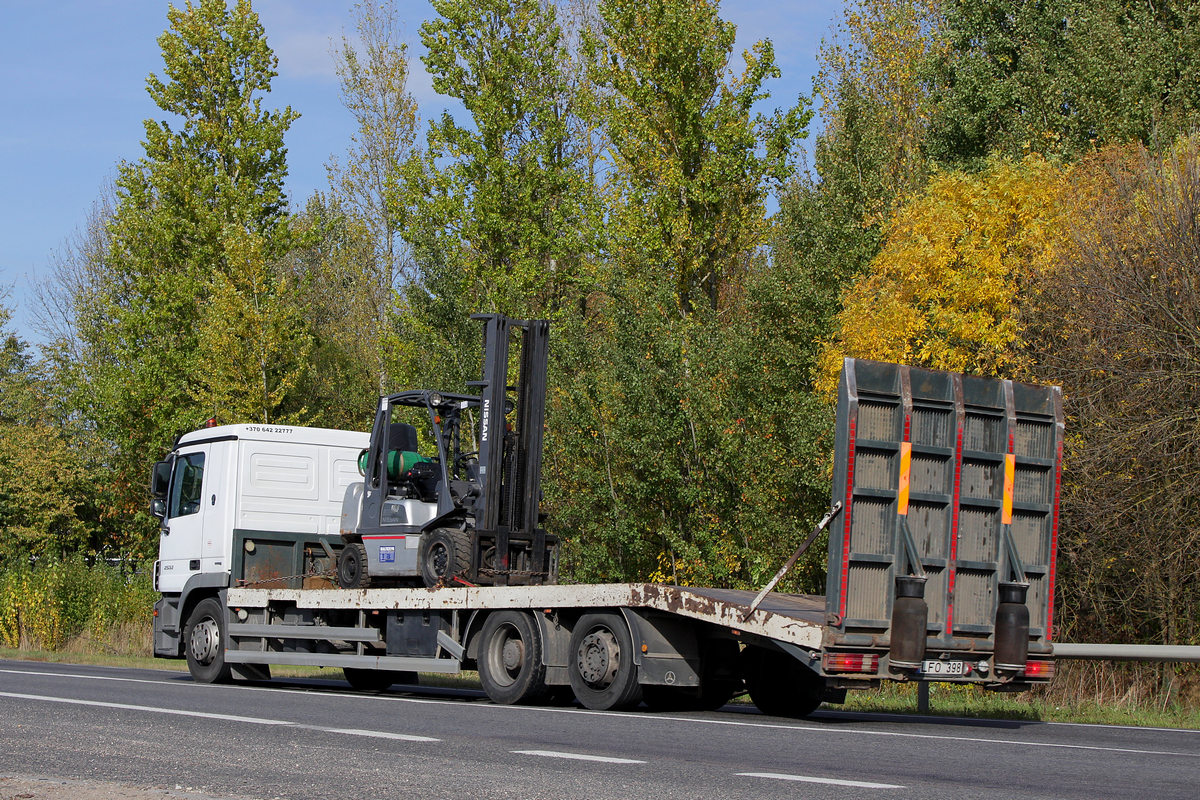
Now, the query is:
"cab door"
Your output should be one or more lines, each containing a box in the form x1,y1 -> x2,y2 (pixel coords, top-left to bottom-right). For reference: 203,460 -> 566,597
157,446 -> 208,593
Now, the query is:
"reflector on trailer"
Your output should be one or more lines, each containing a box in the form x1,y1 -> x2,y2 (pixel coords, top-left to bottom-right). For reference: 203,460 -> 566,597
1023,660 -> 1055,679
823,653 -> 879,673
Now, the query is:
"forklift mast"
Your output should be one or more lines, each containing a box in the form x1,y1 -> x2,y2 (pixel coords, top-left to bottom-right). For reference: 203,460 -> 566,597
470,314 -> 551,585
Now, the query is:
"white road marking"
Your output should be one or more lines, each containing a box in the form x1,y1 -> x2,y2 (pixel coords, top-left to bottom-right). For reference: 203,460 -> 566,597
738,772 -> 904,789
322,727 -> 438,742
513,749 -> 646,764
4,666 -> 1198,758
0,691 -> 440,742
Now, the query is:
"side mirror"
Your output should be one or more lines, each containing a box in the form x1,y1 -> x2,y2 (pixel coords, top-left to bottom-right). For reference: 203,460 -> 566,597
150,498 -> 167,520
151,460 -> 172,498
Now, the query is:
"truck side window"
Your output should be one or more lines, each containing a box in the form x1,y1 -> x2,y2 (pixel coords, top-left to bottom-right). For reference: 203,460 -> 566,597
168,453 -> 206,519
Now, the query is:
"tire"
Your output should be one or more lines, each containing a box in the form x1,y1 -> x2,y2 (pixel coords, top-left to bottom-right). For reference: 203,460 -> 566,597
419,529 -> 470,587
568,612 -> 642,710
343,667 -> 395,693
742,645 -> 824,718
477,611 -> 548,705
183,597 -> 232,684
642,639 -> 739,712
337,541 -> 371,589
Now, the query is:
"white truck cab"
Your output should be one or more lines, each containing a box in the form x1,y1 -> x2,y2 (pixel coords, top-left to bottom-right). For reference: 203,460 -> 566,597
151,423 -> 368,662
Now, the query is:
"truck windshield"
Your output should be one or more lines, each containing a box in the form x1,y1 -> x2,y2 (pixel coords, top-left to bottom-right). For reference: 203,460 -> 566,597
168,453 -> 205,518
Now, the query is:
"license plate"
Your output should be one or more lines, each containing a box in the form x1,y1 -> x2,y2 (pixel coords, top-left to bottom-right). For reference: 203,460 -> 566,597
921,659 -> 966,676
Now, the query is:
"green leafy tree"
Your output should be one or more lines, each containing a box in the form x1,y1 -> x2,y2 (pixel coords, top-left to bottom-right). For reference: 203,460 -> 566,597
281,193 -> 382,432
816,0 -> 944,220
197,225 -> 313,424
329,0 -> 420,391
925,0 -> 1074,166
588,0 -> 809,313
394,0 -> 599,397
408,0 -> 595,315
548,0 -> 816,587
926,1 -> 1200,166
0,302 -> 96,558
68,0 -> 299,541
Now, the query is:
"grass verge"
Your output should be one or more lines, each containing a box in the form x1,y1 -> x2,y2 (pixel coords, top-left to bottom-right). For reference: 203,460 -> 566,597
838,679 -> 1200,729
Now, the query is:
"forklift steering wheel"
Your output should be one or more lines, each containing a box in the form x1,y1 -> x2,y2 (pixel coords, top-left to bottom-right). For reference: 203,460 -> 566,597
455,451 -> 479,473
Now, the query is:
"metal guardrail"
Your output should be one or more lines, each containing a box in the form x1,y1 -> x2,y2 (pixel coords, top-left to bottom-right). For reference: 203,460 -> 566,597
1053,643 -> 1200,663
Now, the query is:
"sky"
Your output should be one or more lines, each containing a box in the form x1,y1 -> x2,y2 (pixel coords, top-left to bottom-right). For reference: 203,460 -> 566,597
0,0 -> 838,344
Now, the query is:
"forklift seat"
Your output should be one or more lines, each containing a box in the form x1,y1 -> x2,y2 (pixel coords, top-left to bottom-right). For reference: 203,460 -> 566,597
388,422 -> 419,452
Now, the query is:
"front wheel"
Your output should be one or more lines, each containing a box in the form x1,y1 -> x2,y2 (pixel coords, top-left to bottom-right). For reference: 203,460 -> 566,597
419,529 -> 470,587
183,597 -> 232,684
478,611 -> 548,705
568,612 -> 642,710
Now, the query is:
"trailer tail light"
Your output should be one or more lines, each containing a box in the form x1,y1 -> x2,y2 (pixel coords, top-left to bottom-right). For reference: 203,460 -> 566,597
823,653 -> 879,673
1024,660 -> 1055,679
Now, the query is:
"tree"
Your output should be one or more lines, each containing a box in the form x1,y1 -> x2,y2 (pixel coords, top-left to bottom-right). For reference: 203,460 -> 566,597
926,1 -> 1200,167
588,0 -> 809,313
393,0 -> 598,395
925,0 -> 1074,166
0,301 -> 96,558
67,0 -> 300,541
547,0 -> 817,588
329,0 -> 420,390
196,226 -> 313,424
1025,136 -> 1200,647
816,0 -> 945,219
281,193 -> 382,432
818,155 -> 1069,389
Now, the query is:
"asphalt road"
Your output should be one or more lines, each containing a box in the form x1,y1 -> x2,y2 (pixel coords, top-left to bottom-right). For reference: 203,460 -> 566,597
2,660 -> 1197,800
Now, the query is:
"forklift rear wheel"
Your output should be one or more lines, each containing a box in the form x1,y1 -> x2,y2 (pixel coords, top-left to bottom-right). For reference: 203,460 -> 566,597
478,611 -> 548,705
337,542 -> 371,589
742,645 -> 824,718
568,612 -> 642,710
183,597 -> 232,684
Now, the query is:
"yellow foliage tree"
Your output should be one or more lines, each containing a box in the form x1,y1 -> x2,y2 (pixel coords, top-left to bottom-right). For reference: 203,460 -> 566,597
818,155 -> 1069,390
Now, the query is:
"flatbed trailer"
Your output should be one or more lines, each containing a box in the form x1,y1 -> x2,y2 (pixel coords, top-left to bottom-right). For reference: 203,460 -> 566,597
161,358 -> 1063,717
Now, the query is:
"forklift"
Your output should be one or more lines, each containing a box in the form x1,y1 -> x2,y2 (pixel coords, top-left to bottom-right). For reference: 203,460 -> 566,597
337,314 -> 557,588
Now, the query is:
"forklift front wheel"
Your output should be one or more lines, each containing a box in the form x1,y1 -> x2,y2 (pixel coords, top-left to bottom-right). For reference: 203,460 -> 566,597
419,529 -> 468,587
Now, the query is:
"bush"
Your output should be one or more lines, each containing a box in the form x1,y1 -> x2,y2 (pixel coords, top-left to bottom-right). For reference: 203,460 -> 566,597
0,555 -> 155,653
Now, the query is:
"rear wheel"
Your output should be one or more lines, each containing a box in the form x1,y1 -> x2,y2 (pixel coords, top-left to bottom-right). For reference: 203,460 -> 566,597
642,639 -> 740,712
568,612 -> 642,710
337,541 -> 371,589
183,597 -> 232,684
478,611 -> 548,705
742,645 -> 824,718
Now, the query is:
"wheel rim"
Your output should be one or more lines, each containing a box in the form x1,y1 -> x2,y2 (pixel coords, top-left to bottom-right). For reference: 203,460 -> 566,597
576,627 -> 620,688
189,616 -> 220,665
341,549 -> 361,585
430,540 -> 449,578
486,622 -> 524,688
